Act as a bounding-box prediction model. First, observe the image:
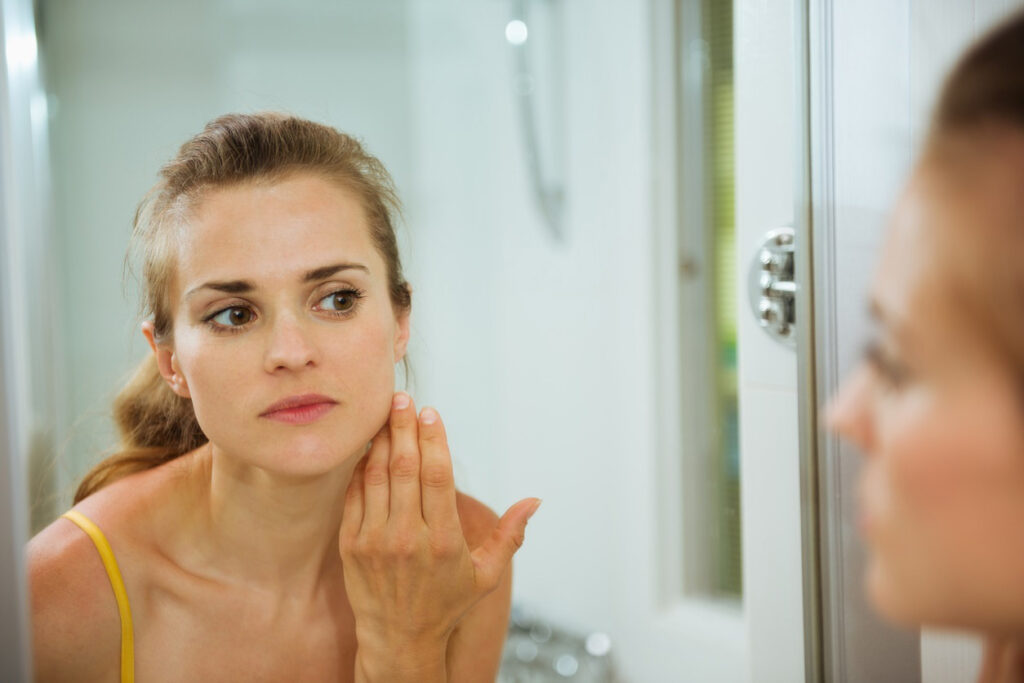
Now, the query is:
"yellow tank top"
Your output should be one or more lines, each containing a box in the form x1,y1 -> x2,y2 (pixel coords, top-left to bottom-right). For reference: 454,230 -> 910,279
62,509 -> 135,683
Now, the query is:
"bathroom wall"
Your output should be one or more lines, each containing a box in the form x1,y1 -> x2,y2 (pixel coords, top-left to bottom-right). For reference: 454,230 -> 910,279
404,3 -> 712,680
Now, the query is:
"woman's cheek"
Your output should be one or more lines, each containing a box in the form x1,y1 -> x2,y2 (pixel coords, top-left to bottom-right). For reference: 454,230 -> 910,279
872,392 -> 952,557
335,322 -> 402,431
181,344 -> 250,435
877,388 -> 946,512
889,389 -> 988,588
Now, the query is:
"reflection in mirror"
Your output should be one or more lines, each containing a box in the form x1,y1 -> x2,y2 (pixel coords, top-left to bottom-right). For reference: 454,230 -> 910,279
7,0 -> 753,680
676,0 -> 741,600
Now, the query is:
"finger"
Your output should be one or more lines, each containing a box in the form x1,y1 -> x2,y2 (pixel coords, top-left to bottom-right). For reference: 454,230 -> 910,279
340,455 -> 368,543
471,498 -> 541,592
388,392 -> 423,524
361,423 -> 391,529
417,406 -> 459,529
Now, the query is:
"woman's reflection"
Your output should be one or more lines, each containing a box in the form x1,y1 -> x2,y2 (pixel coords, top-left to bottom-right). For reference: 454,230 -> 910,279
27,113 -> 540,682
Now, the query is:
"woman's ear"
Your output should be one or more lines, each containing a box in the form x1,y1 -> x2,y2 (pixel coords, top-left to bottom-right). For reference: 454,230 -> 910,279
393,308 -> 411,363
141,321 -> 191,399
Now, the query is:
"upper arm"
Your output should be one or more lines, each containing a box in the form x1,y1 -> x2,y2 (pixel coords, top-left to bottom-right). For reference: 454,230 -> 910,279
446,493 -> 512,683
27,518 -> 120,682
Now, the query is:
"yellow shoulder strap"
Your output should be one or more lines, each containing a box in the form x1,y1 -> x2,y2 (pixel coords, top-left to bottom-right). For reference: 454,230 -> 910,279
62,509 -> 135,683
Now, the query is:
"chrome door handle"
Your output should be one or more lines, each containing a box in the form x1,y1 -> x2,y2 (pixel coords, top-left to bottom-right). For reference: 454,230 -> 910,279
748,226 -> 795,346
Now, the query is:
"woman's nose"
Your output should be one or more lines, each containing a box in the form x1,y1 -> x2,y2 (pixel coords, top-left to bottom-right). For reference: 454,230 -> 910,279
825,364 -> 876,455
263,312 -> 320,373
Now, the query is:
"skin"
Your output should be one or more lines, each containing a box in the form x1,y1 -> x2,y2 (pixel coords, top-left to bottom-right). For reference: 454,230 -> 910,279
827,137 -> 1024,679
28,173 -> 540,681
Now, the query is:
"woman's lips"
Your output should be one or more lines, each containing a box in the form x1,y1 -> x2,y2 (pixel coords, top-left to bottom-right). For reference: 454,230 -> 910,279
260,394 -> 337,425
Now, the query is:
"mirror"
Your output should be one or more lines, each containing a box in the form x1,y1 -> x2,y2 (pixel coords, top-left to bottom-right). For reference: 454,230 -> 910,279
5,1 -> 759,680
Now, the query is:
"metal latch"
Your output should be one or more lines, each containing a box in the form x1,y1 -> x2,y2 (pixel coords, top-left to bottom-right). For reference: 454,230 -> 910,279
748,227 -> 795,346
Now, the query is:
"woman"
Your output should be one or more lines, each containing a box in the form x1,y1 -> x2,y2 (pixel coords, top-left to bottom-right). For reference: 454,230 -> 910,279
27,113 -> 541,682
828,9 -> 1024,683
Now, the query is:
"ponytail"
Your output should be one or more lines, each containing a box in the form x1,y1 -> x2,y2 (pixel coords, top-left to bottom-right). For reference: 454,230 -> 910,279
73,355 -> 206,503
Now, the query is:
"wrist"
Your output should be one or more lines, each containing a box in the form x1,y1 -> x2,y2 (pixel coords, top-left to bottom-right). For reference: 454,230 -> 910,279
354,629 -> 450,683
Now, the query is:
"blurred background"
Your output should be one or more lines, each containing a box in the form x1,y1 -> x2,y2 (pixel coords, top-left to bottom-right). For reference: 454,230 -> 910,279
3,0 -> 1022,682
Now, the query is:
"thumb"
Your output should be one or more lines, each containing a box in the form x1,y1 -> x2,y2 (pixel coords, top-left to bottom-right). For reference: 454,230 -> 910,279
471,497 -> 542,593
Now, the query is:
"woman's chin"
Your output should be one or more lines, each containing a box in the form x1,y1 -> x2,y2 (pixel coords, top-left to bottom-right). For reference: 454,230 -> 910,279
268,455 -> 359,479
271,442 -> 366,477
864,556 -> 925,628
212,432 -> 368,479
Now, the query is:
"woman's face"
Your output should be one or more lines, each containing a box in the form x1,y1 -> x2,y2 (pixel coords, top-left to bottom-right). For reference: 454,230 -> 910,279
828,155 -> 1024,632
151,173 -> 409,477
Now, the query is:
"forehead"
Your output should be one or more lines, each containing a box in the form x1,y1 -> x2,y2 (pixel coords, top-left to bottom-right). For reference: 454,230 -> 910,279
176,174 -> 381,289
871,154 -> 1016,352
872,170 -> 948,329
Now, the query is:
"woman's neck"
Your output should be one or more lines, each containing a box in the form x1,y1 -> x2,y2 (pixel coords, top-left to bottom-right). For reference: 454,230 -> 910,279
177,443 -> 363,604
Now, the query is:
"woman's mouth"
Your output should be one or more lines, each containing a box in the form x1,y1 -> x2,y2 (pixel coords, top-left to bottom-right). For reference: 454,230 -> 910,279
260,394 -> 338,425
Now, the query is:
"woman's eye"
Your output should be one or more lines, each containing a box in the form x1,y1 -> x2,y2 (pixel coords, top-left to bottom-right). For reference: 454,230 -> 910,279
863,342 -> 909,389
210,307 -> 254,327
318,289 -> 361,313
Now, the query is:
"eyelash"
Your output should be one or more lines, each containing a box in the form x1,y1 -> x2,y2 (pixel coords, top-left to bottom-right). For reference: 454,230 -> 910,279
863,341 -> 909,388
202,287 -> 366,335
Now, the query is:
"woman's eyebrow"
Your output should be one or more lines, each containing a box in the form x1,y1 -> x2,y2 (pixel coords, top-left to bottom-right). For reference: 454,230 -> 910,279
184,279 -> 253,300
303,262 -> 369,282
868,296 -> 911,343
869,298 -> 884,322
868,298 -> 895,334
184,263 -> 370,301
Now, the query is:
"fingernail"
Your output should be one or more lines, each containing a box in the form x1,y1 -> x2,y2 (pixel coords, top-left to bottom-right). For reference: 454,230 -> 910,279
393,392 -> 410,410
420,406 -> 438,424
527,498 -> 543,519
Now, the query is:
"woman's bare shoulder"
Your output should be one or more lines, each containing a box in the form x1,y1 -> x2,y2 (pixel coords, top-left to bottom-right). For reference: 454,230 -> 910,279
27,515 -> 121,682
25,459 -> 184,681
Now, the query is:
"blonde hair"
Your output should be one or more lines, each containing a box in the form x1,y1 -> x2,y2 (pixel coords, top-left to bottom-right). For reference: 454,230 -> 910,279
75,112 -> 412,503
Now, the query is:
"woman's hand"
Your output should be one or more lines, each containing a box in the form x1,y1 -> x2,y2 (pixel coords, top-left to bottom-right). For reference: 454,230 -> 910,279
340,392 -> 541,683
